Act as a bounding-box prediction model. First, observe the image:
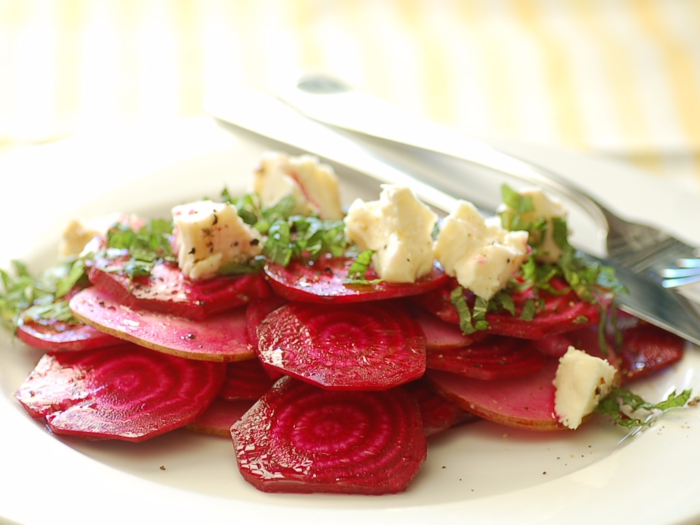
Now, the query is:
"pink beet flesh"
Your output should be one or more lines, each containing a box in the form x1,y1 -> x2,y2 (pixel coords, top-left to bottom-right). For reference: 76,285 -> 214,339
187,398 -> 255,437
426,359 -> 563,431
70,287 -> 253,362
89,261 -> 270,320
426,336 -> 545,380
256,301 -> 426,390
264,256 -> 449,304
231,377 -> 427,494
16,318 -> 122,352
15,343 -> 226,441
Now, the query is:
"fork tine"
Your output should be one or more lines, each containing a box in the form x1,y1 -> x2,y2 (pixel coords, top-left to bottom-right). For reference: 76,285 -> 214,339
662,274 -> 700,288
676,258 -> 700,268
659,267 -> 700,278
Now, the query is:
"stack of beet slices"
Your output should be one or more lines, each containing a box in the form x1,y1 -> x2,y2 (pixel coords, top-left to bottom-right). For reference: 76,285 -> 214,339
13,253 -> 686,495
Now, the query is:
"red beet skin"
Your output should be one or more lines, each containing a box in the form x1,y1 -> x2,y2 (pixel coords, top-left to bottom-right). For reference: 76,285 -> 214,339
426,359 -> 564,431
264,256 -> 449,304
256,301 -> 426,390
89,260 -> 270,320
426,336 -> 546,380
70,287 -> 253,362
16,318 -> 122,352
15,343 -> 226,441
231,377 -> 427,494
413,277 -> 603,339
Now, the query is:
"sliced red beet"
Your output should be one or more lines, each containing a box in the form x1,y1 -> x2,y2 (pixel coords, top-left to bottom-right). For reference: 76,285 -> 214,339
426,336 -> 546,380
15,343 -> 226,441
264,256 -> 449,304
70,287 -> 253,362
16,318 -> 122,352
413,277 -> 603,340
230,376 -> 427,494
89,260 -> 270,320
219,359 -> 276,401
426,360 -> 564,431
404,380 -> 475,437
256,301 -> 426,390
614,320 -> 685,383
405,303 -> 487,350
186,398 -> 255,437
245,295 -> 288,351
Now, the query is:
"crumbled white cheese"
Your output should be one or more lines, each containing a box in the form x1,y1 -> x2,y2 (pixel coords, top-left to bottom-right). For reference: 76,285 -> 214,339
553,346 -> 616,430
500,187 -> 568,263
172,200 -> 263,280
433,200 -> 528,300
59,213 -> 125,258
252,152 -> 343,220
344,184 -> 437,283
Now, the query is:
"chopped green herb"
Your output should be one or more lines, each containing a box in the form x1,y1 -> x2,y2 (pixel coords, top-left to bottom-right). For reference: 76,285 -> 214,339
450,286 -> 490,335
346,249 -> 375,282
217,255 -> 266,275
263,215 -> 347,266
103,219 -> 176,278
0,258 -> 88,330
595,388 -> 694,428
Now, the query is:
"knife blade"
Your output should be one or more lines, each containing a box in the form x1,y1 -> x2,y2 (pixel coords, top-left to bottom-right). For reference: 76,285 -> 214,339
204,85 -> 700,346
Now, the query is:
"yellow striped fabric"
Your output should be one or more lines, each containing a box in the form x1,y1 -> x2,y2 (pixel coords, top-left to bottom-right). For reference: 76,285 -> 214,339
1,0 -> 700,190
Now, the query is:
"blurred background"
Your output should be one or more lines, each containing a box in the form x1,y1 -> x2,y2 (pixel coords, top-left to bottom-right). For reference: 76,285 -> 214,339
1,0 -> 700,192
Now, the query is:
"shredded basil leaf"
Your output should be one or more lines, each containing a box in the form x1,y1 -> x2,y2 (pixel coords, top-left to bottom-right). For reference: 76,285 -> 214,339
0,258 -> 88,330
346,249 -> 375,282
595,388 -> 694,428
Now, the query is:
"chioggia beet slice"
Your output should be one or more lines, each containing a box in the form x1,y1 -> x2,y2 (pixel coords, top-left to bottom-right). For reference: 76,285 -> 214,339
256,301 -> 426,390
15,343 -> 226,441
426,336 -> 546,380
425,360 -> 565,431
230,377 -> 427,494
264,256 -> 449,304
70,287 -> 253,362
16,318 -> 122,352
89,260 -> 270,320
219,359 -> 276,401
413,277 -> 605,340
186,398 -> 255,437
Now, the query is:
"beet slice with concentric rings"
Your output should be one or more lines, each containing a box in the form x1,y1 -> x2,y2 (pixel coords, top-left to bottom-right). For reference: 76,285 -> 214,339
16,318 -> 122,352
231,376 -> 427,494
426,360 -> 564,431
256,301 -> 426,390
413,277 -> 604,340
426,336 -> 546,380
89,260 -> 270,320
264,256 -> 449,304
219,359 -> 276,401
70,287 -> 253,362
15,343 -> 226,441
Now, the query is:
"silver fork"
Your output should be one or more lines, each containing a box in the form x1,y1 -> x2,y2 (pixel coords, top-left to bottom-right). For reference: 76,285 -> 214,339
278,74 -> 700,288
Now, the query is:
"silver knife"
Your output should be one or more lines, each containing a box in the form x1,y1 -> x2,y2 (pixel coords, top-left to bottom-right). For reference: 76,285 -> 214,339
204,85 -> 700,346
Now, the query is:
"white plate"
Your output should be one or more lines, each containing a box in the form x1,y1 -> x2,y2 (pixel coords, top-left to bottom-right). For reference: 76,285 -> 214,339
1,118 -> 700,525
